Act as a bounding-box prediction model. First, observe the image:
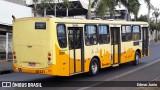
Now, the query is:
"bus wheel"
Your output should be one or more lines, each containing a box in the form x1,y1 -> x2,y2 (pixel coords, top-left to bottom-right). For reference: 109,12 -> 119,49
133,52 -> 140,66
89,58 -> 99,76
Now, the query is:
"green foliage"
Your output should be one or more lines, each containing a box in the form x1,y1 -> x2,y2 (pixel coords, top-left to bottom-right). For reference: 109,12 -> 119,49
137,15 -> 160,32
40,0 -> 52,9
137,15 -> 148,22
96,0 -> 106,18
150,22 -> 156,31
152,8 -> 160,23
96,0 -> 116,18
128,0 -> 140,20
120,0 -> 140,20
33,0 -> 38,3
63,0 -> 70,8
96,0 -> 140,20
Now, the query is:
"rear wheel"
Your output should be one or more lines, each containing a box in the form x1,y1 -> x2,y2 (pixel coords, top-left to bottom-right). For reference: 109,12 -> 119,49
133,52 -> 140,65
88,58 -> 99,76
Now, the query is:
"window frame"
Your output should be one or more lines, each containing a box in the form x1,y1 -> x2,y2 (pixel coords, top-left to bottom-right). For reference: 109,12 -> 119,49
56,24 -> 67,48
84,24 -> 98,46
121,25 -> 132,42
98,24 -> 110,44
132,25 -> 141,41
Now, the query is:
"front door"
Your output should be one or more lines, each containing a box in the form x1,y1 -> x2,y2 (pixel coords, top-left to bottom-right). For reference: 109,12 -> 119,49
68,27 -> 84,74
111,27 -> 121,64
142,27 -> 149,56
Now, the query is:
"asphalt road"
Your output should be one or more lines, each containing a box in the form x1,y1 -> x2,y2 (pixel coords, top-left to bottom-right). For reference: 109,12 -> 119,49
1,42 -> 160,90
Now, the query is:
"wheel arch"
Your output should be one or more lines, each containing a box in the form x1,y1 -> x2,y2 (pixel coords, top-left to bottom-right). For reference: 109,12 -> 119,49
90,56 -> 101,69
136,49 -> 141,58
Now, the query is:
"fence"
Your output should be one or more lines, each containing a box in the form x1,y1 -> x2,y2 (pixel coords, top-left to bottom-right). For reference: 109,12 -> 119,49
0,33 -> 12,60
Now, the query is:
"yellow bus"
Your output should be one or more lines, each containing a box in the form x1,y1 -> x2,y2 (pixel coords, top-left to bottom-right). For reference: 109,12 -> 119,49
13,17 -> 150,76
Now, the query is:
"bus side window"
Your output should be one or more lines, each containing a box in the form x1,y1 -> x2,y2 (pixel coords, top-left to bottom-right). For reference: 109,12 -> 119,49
57,24 -> 67,48
121,25 -> 132,42
98,25 -> 110,44
132,25 -> 141,41
85,25 -> 97,46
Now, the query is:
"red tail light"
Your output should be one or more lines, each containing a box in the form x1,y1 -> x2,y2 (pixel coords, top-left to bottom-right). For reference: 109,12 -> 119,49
14,56 -> 16,59
48,52 -> 52,65
48,57 -> 51,61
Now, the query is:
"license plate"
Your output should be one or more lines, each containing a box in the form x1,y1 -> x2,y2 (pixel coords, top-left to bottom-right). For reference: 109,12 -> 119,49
28,62 -> 36,67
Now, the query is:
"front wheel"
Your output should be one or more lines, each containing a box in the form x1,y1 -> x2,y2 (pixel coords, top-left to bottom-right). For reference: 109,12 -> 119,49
88,58 -> 99,76
133,52 -> 140,66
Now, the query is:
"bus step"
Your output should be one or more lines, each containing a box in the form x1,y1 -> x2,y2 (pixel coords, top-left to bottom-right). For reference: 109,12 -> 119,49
112,64 -> 119,67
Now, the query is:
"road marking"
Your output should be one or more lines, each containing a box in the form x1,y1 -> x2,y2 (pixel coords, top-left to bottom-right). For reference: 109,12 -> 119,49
77,59 -> 160,90
151,75 -> 160,81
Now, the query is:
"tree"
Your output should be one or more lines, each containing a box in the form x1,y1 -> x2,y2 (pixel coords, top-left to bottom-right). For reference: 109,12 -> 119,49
33,0 -> 53,17
150,20 -> 156,31
119,0 -> 140,20
87,0 -> 92,19
96,0 -> 140,20
106,0 -> 116,19
128,0 -> 140,21
63,0 -> 70,17
153,8 -> 160,27
96,0 -> 106,19
33,0 -> 38,17
152,8 -> 160,41
87,0 -> 99,19
144,0 -> 155,33
96,0 -> 116,19
117,0 -> 130,20
46,0 -> 60,17
138,15 -> 148,22
144,0 -> 151,23
40,0 -> 51,16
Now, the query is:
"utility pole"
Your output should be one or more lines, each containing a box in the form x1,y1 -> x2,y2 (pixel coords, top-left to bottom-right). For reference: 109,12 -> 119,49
6,33 -> 8,61
148,0 -> 151,33
54,4 -> 56,17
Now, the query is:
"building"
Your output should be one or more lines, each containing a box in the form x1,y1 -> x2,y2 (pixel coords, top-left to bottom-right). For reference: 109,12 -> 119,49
0,0 -> 33,60
4,0 -> 26,5
26,0 -> 90,17
26,0 -> 129,20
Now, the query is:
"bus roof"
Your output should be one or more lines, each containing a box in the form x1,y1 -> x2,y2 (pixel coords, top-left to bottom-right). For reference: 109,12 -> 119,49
14,17 -> 149,26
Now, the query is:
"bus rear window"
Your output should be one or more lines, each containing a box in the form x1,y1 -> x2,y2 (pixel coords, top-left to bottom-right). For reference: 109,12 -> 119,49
35,22 -> 46,29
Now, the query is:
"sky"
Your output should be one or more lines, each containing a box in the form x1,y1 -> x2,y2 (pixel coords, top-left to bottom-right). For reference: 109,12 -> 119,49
138,0 -> 160,18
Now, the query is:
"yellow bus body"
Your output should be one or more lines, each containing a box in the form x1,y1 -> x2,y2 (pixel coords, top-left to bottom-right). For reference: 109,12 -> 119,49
13,17 -> 149,76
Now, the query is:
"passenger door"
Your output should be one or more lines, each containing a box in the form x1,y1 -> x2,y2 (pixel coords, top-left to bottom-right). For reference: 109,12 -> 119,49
111,27 -> 121,65
68,27 -> 84,75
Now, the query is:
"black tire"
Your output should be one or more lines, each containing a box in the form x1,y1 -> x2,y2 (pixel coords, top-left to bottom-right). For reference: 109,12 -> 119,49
133,52 -> 140,66
88,58 -> 99,76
